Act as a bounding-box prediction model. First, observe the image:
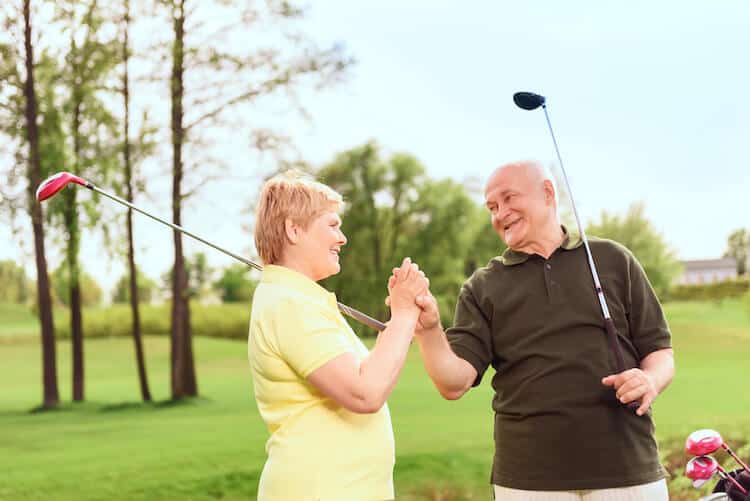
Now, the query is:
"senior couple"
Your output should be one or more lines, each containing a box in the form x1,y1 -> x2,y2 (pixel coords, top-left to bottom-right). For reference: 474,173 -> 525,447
247,161 -> 675,501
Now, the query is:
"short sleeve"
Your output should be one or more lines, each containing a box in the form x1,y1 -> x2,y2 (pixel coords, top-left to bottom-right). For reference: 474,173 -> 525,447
446,282 -> 493,386
273,298 -> 354,378
627,253 -> 672,358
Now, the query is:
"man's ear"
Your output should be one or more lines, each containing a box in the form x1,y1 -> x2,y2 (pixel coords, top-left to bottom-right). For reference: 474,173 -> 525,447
285,218 -> 300,244
543,180 -> 556,207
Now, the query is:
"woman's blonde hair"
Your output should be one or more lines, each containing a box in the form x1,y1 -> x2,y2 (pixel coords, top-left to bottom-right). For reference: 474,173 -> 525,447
255,170 -> 343,265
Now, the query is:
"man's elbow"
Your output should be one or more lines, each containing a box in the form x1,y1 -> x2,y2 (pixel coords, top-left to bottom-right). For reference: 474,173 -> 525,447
437,383 -> 469,401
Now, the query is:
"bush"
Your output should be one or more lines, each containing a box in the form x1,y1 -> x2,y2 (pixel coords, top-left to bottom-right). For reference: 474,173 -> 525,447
56,302 -> 252,340
667,278 -> 750,302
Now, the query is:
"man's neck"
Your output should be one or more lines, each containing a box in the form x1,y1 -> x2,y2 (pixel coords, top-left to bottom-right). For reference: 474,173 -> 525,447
514,224 -> 565,259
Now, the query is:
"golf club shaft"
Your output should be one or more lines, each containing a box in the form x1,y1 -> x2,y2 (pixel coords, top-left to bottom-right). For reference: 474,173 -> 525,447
723,445 -> 750,473
541,105 -> 628,374
86,183 -> 387,332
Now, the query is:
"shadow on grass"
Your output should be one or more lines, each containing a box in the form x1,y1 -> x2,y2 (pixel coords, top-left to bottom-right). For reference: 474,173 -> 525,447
15,396 -> 214,416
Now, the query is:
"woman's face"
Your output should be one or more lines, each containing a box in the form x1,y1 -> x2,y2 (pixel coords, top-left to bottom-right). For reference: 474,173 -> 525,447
296,210 -> 347,281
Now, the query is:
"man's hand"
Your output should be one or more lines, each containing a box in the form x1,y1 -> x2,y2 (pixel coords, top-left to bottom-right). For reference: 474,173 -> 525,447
414,291 -> 440,331
386,268 -> 440,331
601,368 -> 657,416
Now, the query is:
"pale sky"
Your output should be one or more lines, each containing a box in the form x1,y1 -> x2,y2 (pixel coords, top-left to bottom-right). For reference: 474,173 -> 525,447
2,1 -> 749,298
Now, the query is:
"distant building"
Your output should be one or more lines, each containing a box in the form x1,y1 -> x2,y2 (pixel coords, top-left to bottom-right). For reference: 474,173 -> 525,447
677,257 -> 738,285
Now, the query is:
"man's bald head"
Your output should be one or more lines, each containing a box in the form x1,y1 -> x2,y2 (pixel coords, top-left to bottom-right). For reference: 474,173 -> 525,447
485,161 -> 558,206
483,160 -> 561,252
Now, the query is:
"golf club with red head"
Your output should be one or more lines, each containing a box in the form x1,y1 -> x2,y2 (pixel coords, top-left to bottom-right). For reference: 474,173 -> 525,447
513,91 -> 638,411
687,429 -> 750,474
36,172 -> 386,332
686,455 -> 748,494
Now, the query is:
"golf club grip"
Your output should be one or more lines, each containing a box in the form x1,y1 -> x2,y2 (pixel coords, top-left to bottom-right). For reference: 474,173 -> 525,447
603,318 -> 640,412
337,302 -> 386,332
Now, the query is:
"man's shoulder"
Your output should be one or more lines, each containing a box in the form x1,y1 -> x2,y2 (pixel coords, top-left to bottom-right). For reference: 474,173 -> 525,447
587,236 -> 636,264
463,257 -> 505,289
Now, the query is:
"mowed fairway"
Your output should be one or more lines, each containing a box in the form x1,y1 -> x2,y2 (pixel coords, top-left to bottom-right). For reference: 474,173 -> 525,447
1,299 -> 748,500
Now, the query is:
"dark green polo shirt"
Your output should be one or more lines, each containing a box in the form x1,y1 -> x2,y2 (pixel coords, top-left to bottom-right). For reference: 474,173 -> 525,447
447,231 -> 671,490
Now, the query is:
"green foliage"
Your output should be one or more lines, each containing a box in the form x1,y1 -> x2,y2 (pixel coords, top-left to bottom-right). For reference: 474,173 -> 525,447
111,271 -> 158,304
668,278 -> 750,302
586,202 -> 682,299
50,264 -> 103,307
213,265 -> 257,303
725,228 -> 749,276
162,253 -> 215,300
54,302 -> 251,340
0,260 -> 34,304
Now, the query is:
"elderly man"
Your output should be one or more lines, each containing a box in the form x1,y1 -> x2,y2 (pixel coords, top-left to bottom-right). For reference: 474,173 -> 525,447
407,161 -> 674,500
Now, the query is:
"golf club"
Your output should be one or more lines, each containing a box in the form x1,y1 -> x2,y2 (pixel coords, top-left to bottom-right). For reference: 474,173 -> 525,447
687,429 -> 750,474
513,91 -> 638,411
36,172 -> 386,332
686,455 -> 748,494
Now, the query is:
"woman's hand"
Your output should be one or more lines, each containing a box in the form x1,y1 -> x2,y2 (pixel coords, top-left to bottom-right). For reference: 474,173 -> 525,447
387,257 -> 428,316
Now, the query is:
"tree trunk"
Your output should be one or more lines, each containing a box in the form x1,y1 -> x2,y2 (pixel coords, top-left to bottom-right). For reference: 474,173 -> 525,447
123,0 -> 151,402
23,0 -> 59,408
170,0 -> 197,399
69,87 -> 85,402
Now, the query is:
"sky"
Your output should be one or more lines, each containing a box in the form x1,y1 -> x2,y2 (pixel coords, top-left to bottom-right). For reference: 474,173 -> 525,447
2,1 -> 749,299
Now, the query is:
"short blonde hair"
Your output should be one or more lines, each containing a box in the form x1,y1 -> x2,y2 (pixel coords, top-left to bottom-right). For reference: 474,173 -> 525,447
255,170 -> 343,265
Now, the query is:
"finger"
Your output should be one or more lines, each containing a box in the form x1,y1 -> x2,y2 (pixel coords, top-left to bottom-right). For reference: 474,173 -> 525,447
615,378 -> 641,399
398,257 -> 412,281
387,275 -> 396,291
385,296 -> 391,306
636,394 -> 653,416
619,385 -> 646,404
601,375 -> 616,387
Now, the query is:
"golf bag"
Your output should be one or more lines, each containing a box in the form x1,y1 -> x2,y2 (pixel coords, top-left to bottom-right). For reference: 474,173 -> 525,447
704,470 -> 750,501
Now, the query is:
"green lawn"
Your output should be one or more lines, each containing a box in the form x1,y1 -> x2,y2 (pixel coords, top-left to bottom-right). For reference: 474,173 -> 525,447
0,300 -> 748,500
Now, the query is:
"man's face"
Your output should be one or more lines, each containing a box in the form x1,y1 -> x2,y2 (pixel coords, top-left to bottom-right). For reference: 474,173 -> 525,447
296,210 -> 347,281
484,165 -> 553,249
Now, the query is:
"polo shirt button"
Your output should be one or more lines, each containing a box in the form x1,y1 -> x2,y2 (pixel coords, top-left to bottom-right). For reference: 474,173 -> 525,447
545,263 -> 551,270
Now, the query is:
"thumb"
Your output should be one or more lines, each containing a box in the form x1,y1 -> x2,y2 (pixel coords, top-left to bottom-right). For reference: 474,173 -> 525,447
601,375 -> 616,386
385,296 -> 391,307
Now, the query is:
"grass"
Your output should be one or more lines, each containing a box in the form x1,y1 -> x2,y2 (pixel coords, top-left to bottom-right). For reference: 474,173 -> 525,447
0,299 -> 748,500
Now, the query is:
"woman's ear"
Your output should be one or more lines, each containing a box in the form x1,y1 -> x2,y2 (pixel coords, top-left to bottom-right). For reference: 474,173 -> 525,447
285,218 -> 300,244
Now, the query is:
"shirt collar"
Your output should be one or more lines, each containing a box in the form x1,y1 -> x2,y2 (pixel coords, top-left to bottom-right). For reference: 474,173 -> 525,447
261,264 -> 337,305
500,225 -> 583,266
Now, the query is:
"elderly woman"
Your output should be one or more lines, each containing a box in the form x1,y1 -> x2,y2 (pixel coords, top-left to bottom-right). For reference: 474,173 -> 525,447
248,171 -> 427,501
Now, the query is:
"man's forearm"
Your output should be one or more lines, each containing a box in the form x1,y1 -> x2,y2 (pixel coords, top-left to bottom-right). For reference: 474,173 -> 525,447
640,348 -> 674,394
415,324 -> 476,399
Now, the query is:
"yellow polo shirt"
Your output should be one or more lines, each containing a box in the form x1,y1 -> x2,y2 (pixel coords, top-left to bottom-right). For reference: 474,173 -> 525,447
248,265 -> 395,501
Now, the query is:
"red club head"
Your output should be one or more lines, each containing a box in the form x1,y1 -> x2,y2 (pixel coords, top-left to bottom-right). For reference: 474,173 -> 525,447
686,429 -> 723,456
36,172 -> 87,202
686,455 -> 719,487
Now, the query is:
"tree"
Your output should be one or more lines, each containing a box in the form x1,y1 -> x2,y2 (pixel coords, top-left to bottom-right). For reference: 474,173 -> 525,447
0,259 -> 34,303
0,0 -> 61,407
161,252 -> 213,301
724,228 -> 749,276
51,264 -> 103,307
45,0 -> 121,402
157,0 -> 352,399
586,202 -> 681,298
117,0 -> 155,402
112,270 -> 156,304
213,264 -> 256,303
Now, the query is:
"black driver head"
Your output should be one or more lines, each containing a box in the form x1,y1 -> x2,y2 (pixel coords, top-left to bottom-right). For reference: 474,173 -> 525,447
513,92 -> 546,110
